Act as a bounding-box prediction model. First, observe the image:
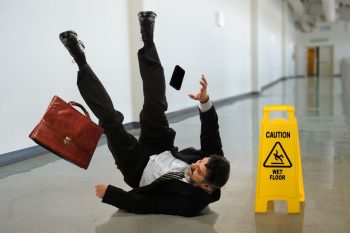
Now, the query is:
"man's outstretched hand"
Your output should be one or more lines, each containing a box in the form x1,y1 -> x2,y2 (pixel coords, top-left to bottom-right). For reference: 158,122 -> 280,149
188,74 -> 209,103
95,184 -> 108,199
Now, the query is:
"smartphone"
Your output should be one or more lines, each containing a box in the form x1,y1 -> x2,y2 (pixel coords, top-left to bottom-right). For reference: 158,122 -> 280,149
169,65 -> 185,90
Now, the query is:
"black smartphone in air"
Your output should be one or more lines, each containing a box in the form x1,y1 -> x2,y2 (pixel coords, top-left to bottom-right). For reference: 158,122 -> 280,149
169,65 -> 185,90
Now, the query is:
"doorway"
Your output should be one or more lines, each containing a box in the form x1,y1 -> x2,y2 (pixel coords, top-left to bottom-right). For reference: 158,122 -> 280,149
306,46 -> 334,77
319,46 -> 334,77
307,47 -> 317,76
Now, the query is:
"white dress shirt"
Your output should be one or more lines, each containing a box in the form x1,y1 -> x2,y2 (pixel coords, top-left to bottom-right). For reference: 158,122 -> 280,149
139,99 -> 213,187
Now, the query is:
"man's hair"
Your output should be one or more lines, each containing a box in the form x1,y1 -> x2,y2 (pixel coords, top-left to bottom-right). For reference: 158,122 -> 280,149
204,155 -> 230,188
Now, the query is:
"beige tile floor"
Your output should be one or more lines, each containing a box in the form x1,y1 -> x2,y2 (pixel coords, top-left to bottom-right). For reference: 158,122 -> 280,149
1,77 -> 349,233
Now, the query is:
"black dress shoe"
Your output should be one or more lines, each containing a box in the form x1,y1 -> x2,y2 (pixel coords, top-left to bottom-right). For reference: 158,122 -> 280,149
138,11 -> 157,43
59,30 -> 85,58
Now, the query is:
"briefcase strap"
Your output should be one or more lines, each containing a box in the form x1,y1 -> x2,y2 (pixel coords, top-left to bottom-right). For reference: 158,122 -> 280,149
69,101 -> 91,119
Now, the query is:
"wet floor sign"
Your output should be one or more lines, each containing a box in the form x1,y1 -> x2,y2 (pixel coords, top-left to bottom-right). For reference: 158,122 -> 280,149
255,105 -> 304,213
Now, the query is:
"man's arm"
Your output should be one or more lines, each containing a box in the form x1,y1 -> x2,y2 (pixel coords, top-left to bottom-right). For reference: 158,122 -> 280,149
188,75 -> 223,156
188,74 -> 210,104
199,103 -> 223,155
96,184 -> 201,217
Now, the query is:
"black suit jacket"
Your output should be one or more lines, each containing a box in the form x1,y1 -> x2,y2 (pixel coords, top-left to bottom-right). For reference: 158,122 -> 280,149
102,105 -> 224,217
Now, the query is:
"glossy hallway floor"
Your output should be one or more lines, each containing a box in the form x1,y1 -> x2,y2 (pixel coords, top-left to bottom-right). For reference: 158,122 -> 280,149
1,76 -> 349,233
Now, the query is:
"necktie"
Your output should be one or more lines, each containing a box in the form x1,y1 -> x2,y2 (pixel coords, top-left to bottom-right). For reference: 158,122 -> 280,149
153,171 -> 185,183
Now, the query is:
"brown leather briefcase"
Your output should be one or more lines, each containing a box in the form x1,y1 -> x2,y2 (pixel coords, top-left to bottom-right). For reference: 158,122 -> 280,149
29,95 -> 104,169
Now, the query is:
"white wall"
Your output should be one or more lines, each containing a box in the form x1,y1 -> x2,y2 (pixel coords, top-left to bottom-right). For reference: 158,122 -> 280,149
0,0 -> 133,154
296,21 -> 350,75
257,0 -> 284,89
0,0 -> 297,155
143,0 -> 252,112
284,3 -> 297,77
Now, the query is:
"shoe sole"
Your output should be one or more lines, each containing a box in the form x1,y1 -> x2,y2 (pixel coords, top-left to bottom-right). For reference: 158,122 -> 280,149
59,30 -> 78,42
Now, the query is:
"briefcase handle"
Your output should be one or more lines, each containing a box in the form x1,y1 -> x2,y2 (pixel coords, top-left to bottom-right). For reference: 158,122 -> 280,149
69,101 -> 91,119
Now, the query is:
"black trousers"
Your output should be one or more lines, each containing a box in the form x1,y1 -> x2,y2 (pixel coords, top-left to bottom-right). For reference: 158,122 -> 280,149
77,45 -> 176,188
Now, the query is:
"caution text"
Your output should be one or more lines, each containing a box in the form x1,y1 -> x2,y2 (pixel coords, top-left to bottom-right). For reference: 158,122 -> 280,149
266,131 -> 290,138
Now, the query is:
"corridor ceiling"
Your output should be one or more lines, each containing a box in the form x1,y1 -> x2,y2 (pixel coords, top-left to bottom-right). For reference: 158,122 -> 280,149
287,0 -> 350,32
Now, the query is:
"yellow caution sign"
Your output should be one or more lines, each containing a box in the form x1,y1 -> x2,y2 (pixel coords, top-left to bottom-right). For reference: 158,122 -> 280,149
255,105 -> 304,213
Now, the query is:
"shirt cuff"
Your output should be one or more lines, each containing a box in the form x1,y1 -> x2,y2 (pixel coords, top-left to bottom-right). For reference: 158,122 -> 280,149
199,98 -> 213,112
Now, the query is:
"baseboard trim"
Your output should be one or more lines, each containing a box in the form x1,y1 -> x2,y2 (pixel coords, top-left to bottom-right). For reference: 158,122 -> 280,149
166,91 -> 257,123
0,146 -> 48,167
261,76 -> 293,91
0,122 -> 136,167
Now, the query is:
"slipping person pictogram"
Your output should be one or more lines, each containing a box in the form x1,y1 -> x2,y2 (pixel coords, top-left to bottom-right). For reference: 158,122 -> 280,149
273,150 -> 284,164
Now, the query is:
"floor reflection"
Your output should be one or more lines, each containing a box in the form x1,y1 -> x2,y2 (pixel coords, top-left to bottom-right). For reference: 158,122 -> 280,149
255,202 -> 305,233
96,208 -> 219,233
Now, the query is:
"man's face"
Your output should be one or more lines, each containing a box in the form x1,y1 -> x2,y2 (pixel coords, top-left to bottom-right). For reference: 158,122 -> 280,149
186,157 -> 210,186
